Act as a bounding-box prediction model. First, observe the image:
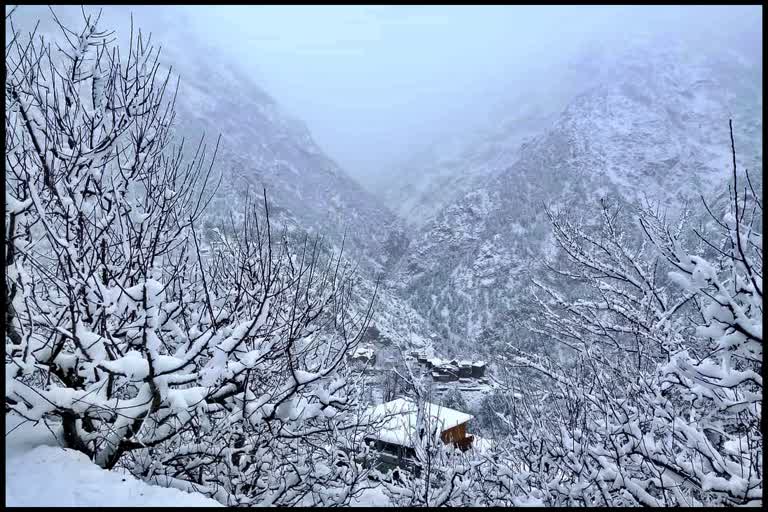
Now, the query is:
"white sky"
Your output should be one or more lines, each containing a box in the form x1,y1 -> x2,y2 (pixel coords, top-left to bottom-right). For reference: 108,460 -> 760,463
9,5 -> 763,182
180,5 -> 761,181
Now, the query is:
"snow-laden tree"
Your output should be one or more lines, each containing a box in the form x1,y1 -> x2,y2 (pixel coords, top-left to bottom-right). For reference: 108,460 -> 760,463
5,9 -> 380,506
126,196 -> 382,506
503,122 -> 761,506
6,8 -> 219,464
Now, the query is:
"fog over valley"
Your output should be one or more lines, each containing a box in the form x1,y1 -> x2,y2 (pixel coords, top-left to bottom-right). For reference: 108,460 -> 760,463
5,4 -> 763,507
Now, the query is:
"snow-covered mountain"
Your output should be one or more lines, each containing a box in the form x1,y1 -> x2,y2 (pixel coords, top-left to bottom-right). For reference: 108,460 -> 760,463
375,106 -> 556,230
385,36 -> 762,350
13,7 -> 760,359
25,5 -> 409,275
16,6 -> 434,354
151,14 -> 439,352
155,19 -> 410,276
378,35 -> 761,229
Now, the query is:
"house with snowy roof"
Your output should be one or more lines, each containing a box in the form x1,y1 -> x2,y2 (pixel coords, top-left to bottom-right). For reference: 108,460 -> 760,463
418,357 -> 487,381
363,398 -> 475,474
350,345 -> 376,366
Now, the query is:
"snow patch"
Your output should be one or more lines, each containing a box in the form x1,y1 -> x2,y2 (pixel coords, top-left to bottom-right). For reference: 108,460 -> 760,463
5,415 -> 222,507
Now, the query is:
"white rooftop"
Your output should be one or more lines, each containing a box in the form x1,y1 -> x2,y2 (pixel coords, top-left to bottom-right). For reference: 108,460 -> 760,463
363,398 -> 473,448
353,346 -> 375,358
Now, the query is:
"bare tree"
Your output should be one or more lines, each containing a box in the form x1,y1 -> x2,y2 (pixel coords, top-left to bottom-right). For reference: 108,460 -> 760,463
132,193 -> 381,505
500,121 -> 762,506
6,6 -> 219,461
5,9 -> 380,506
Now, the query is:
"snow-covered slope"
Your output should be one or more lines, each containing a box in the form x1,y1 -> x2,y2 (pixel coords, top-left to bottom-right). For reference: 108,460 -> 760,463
160,22 -> 408,275
5,413 -> 396,506
371,45 -> 615,231
5,415 -> 222,507
377,35 -> 761,231
26,5 -> 409,275
387,36 -> 762,351
376,105 -> 556,230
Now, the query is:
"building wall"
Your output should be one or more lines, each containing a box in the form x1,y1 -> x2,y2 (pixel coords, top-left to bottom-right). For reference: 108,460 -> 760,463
440,422 -> 467,444
366,422 -> 474,475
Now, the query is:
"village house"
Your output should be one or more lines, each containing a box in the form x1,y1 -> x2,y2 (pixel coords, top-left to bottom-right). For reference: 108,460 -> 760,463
420,356 -> 487,382
363,398 -> 477,475
350,345 -> 376,366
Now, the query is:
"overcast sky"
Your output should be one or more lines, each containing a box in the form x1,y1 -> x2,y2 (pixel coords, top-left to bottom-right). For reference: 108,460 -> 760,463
185,5 -> 762,182
9,5 -> 762,183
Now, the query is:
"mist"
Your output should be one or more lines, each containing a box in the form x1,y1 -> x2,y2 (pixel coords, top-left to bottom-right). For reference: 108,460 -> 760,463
179,5 -> 763,185
5,5 -> 764,505
8,5 -> 762,184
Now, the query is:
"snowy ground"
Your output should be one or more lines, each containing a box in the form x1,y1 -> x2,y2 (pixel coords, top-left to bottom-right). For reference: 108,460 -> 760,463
5,414 -> 222,507
349,485 -> 392,507
5,413 -> 394,507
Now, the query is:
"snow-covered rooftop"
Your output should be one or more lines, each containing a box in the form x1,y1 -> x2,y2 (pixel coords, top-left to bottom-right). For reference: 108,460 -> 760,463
363,398 -> 473,448
353,346 -> 375,358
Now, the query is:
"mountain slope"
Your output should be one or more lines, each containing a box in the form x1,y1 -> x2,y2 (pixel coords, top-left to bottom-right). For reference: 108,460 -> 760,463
158,20 -> 408,274
388,38 -> 762,351
27,5 -> 409,274
16,6 -> 430,353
